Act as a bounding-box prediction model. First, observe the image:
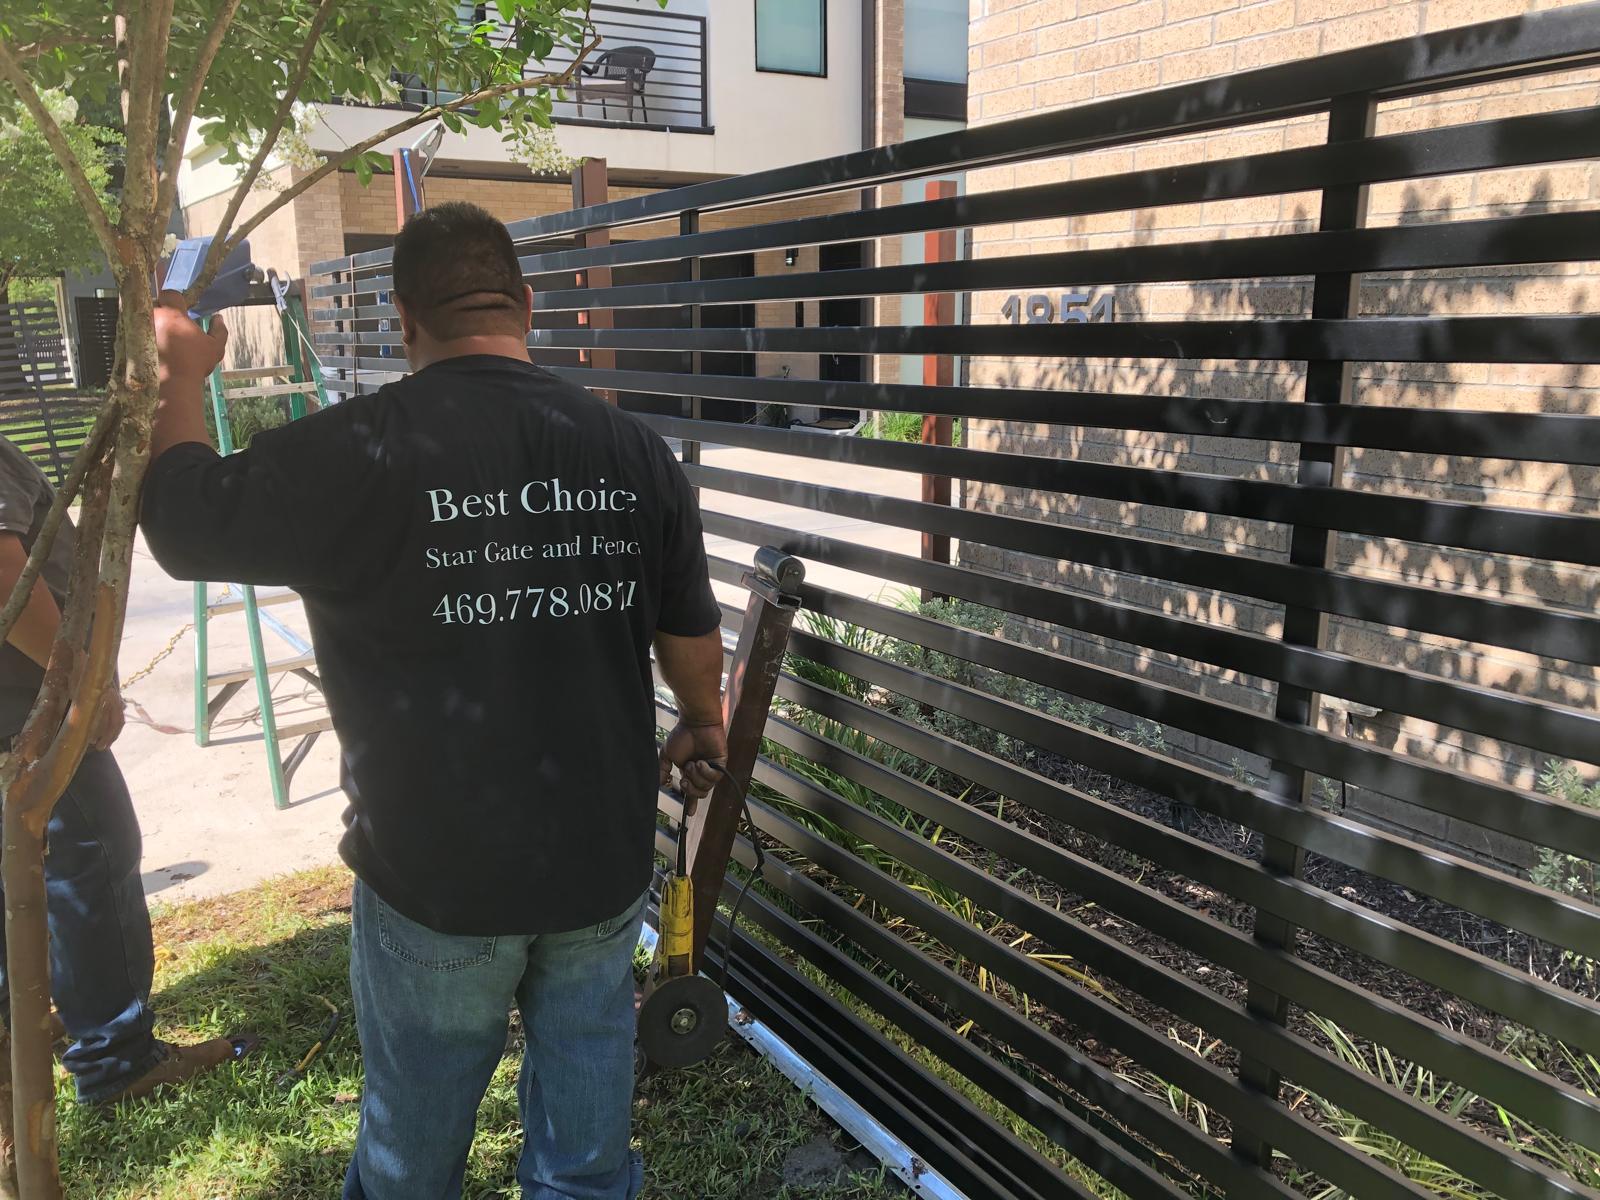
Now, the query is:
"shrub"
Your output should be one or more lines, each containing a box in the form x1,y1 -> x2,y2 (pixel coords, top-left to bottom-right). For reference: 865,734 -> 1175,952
203,392 -> 290,451
1531,761 -> 1600,904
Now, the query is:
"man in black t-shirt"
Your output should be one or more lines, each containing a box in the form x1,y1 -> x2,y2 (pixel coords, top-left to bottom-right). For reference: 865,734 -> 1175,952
143,203 -> 730,1200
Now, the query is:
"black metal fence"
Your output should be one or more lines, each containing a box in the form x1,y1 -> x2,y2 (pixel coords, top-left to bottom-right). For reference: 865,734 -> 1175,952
0,300 -> 101,485
310,8 -> 1600,1198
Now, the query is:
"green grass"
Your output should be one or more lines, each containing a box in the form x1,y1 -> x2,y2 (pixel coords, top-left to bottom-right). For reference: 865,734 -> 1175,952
60,868 -> 904,1200
857,413 -> 964,444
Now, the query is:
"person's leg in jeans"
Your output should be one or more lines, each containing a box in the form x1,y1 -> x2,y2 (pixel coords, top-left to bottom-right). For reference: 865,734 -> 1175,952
514,892 -> 646,1200
0,750 -> 164,1103
344,879 -> 530,1200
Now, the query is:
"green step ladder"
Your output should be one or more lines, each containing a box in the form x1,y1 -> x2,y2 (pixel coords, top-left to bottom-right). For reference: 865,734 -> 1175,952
192,280 -> 333,809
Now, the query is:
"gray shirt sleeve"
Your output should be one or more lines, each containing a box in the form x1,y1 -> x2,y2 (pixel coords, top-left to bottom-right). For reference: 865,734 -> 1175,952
0,443 -> 45,539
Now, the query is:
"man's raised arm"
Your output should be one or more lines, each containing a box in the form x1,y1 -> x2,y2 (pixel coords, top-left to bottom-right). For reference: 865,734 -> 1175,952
152,298 -> 228,460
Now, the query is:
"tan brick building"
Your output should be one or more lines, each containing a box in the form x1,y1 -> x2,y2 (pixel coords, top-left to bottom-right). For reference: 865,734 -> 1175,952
964,0 -> 1600,865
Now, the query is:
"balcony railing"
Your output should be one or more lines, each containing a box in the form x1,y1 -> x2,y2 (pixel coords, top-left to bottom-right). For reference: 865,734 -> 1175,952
391,4 -> 709,133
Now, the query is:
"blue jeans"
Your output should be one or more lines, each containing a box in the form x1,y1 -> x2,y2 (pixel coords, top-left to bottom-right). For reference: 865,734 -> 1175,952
343,880 -> 646,1200
0,749 -> 161,1103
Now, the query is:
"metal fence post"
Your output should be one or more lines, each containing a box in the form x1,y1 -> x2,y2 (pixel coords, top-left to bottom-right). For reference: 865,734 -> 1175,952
680,209 -> 702,474
686,548 -> 805,965
921,179 -> 958,594
1233,92 -> 1378,1168
572,157 -> 617,403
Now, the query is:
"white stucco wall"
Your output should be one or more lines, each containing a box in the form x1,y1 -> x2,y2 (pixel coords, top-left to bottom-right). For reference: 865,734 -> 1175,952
286,0 -> 864,188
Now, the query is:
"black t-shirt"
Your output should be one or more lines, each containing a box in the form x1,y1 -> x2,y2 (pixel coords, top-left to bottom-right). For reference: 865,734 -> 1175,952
141,356 -> 721,936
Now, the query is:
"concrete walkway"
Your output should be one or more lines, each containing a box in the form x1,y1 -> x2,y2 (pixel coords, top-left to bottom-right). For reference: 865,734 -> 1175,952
113,441 -> 924,906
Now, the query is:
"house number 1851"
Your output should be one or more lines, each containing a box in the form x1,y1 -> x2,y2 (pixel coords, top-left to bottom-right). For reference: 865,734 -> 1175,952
1001,291 -> 1115,324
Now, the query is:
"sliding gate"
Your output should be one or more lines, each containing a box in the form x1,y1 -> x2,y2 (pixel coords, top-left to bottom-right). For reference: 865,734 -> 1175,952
310,8 -> 1600,1198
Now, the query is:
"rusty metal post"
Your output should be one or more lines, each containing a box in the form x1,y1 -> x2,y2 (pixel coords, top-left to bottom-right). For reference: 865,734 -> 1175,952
685,547 -> 804,965
572,157 -> 617,403
921,179 -> 958,594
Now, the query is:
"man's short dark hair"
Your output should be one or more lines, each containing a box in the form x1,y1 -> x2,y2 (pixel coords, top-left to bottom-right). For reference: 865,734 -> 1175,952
392,202 -> 527,341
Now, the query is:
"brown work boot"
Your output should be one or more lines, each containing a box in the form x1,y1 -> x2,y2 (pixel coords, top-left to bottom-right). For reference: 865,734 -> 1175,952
96,1038 -> 238,1105
48,1011 -> 68,1056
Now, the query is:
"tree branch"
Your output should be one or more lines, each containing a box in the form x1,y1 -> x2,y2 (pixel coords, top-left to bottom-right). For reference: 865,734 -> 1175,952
143,0 -> 179,221
9,442 -> 112,768
0,404 -> 117,655
0,37 -> 120,262
119,0 -> 176,239
32,487 -> 114,791
114,7 -> 130,127
188,0 -> 339,291
14,32 -> 111,59
188,34 -> 601,303
156,0 -> 248,223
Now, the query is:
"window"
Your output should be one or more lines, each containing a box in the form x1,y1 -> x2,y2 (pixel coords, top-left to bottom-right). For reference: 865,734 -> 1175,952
756,0 -> 827,77
904,0 -> 967,84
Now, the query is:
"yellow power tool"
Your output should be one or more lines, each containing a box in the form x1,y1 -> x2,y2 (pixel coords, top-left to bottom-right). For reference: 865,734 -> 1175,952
636,772 -> 730,1070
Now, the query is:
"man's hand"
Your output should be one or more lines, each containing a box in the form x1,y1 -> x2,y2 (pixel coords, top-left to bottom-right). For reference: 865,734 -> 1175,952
154,297 -> 228,387
152,298 -> 229,461
659,719 -> 728,813
89,687 -> 125,751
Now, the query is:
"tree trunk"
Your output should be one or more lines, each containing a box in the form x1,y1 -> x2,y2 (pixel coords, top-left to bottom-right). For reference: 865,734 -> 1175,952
0,255 -> 152,1198
0,1029 -> 18,1200
1,803 -> 54,1200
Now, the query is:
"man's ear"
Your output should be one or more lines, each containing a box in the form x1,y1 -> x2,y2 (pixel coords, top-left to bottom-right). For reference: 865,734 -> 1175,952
522,284 -> 534,334
394,295 -> 420,348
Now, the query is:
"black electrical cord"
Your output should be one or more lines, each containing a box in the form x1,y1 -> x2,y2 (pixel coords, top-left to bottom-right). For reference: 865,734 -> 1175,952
723,792 -> 766,998
697,762 -> 766,997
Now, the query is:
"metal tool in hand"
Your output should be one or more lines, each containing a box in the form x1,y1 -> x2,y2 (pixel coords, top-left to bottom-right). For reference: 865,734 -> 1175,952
637,761 -> 732,1070
160,237 -> 265,318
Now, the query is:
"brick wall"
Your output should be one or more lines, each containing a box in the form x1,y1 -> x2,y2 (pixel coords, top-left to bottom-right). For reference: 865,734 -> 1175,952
965,0 -> 1600,866
181,165 -> 300,369
874,0 -> 908,379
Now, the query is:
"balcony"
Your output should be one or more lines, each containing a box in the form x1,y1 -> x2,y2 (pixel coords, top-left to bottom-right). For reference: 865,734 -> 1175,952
392,3 -> 710,134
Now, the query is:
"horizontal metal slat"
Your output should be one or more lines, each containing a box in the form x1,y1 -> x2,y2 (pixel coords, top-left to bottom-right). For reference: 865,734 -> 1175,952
702,512 -> 1600,806
541,209 -> 1600,313
528,315 -> 1600,365
749,767 -> 1592,1200
721,775 -> 1289,1200
555,366 -> 1600,464
755,716 -> 1600,1153
780,620 -> 1599,955
731,761 -> 1444,1200
783,622 -> 1600,953
523,106 -> 1600,277
653,702 -> 1209,1194
785,578 -> 1600,870
658,413 -> 1600,569
654,775 -> 1276,1200
709,904 -> 1058,1200
688,462 -> 1600,664
651,817 -> 1063,1200
767,667 -> 1600,1055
